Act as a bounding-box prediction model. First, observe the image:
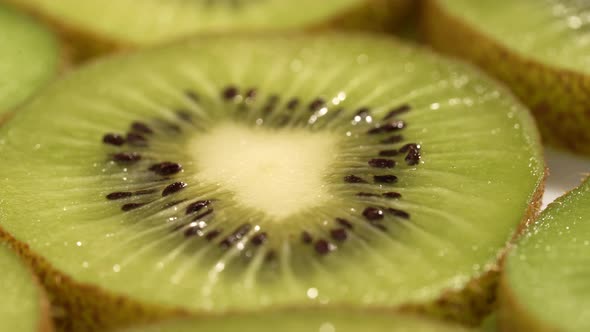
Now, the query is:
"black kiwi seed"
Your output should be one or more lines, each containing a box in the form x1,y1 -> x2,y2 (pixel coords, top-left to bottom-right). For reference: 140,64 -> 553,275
368,158 -> 396,169
344,175 -> 367,183
184,90 -> 199,103
113,152 -> 141,164
162,182 -> 187,196
126,133 -> 148,146
186,200 -> 211,215
383,192 -> 402,199
363,207 -> 384,221
336,218 -> 354,229
222,86 -> 239,101
314,239 -> 332,255
176,110 -> 193,123
286,98 -> 300,110
205,229 -> 222,241
301,231 -> 313,244
250,232 -> 268,246
308,98 -> 325,111
220,223 -> 252,248
149,162 -> 183,176
245,88 -> 257,100
374,175 -> 398,184
106,192 -> 133,200
388,208 -> 410,219
380,135 -> 404,144
103,133 -> 126,146
184,225 -> 201,238
399,143 -> 418,153
379,149 -> 399,157
121,202 -> 148,211
367,121 -> 405,135
383,104 -> 411,120
131,122 -> 153,135
405,148 -> 420,165
330,228 -> 348,242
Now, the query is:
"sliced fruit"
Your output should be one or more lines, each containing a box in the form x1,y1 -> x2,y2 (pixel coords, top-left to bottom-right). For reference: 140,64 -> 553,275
114,311 -> 475,332
500,177 -> 590,331
0,237 -> 53,332
0,34 -> 544,331
423,0 -> 590,154
0,3 -> 59,114
6,0 -> 412,61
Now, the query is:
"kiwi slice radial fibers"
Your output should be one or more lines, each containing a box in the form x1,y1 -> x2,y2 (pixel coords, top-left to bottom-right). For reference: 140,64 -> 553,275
500,177 -> 590,331
423,0 -> 590,154
0,238 -> 53,332
0,34 -> 544,331
5,0 -> 412,61
0,3 -> 59,115
114,311 -> 475,332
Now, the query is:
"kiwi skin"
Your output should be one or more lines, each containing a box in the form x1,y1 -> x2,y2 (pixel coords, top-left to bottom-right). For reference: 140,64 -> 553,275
2,0 -> 413,63
0,174 -> 545,332
422,0 -> 590,155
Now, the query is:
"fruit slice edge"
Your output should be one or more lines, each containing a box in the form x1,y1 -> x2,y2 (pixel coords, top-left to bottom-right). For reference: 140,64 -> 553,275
500,177 -> 590,331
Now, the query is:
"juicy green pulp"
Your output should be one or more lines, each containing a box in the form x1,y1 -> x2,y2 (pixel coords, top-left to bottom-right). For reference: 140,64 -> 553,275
0,35 -> 543,312
10,0 -> 366,45
436,0 -> 590,74
115,311 -> 475,332
505,178 -> 590,331
0,3 -> 58,112
0,243 -> 42,332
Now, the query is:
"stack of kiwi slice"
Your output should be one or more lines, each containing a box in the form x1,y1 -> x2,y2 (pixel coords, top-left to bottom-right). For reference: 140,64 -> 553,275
4,0 -> 412,61
423,0 -> 590,154
1,1 -> 590,332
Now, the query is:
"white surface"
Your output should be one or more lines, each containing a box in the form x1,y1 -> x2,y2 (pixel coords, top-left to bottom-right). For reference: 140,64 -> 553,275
542,147 -> 590,209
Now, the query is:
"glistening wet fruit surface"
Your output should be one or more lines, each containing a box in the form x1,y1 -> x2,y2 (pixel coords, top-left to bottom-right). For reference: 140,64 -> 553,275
0,3 -> 58,112
0,242 -> 48,332
7,0 -> 407,47
429,0 -> 590,73
423,0 -> 590,153
501,177 -> 590,331
0,34 -> 543,314
114,311 -> 475,332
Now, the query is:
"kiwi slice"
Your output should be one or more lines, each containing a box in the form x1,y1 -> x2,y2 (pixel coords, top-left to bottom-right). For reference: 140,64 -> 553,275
5,0 -> 412,61
423,0 -> 590,154
500,177 -> 590,331
0,3 -> 59,115
0,236 -> 53,332
114,311 -> 475,332
0,34 -> 544,331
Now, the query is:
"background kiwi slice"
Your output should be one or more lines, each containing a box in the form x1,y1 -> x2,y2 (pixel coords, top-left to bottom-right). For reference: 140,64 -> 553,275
0,34 -> 544,331
500,177 -> 590,331
5,0 -> 412,61
113,311 -> 475,332
0,238 -> 53,332
0,2 -> 59,115
423,0 -> 590,154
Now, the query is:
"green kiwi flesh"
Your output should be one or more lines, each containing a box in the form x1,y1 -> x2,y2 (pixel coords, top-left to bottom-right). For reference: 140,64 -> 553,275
5,0 -> 411,60
0,3 -> 59,113
114,311 -> 475,332
0,34 -> 543,330
423,0 -> 590,154
0,241 -> 52,332
500,177 -> 590,331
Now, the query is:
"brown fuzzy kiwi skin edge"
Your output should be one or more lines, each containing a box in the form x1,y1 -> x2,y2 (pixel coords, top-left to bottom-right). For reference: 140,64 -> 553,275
0,173 -> 546,332
0,0 -> 412,63
422,0 -> 590,155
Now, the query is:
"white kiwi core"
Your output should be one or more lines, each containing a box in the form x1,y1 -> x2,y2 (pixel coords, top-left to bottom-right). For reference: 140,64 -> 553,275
192,123 -> 338,219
